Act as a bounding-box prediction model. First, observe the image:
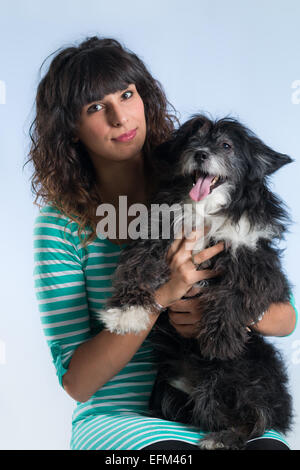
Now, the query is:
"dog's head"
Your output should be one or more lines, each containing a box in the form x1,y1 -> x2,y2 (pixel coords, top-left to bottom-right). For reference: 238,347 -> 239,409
160,114 -> 293,206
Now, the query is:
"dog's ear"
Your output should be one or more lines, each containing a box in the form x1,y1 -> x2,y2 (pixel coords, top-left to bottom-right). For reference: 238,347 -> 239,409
152,115 -> 211,166
248,137 -> 294,180
172,114 -> 211,153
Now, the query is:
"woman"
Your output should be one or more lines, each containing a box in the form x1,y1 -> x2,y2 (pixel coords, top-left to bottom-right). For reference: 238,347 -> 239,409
28,36 -> 297,450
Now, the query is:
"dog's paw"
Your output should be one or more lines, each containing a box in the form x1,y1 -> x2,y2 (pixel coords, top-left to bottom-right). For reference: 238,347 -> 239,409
198,435 -> 226,450
198,431 -> 246,450
98,305 -> 152,334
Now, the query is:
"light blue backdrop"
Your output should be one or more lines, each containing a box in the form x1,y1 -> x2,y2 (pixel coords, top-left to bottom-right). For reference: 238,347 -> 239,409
0,0 -> 299,450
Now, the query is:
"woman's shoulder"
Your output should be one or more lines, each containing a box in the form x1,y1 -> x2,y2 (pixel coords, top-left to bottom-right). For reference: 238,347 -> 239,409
33,202 -> 121,253
34,203 -> 84,232
33,203 -> 112,257
33,202 -> 91,246
35,202 -> 73,223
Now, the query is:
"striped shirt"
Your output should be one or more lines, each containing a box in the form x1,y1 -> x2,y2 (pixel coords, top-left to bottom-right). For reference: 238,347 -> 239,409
33,204 -> 296,449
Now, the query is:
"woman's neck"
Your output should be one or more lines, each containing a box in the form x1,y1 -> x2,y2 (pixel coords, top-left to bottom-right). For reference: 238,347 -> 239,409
92,153 -> 159,245
95,153 -> 152,208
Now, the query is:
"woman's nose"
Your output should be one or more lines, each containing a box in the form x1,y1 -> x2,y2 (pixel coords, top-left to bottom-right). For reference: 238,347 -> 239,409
108,104 -> 128,127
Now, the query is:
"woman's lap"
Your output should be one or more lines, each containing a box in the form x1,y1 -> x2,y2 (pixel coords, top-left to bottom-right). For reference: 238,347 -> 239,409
142,438 -> 290,450
71,414 -> 290,450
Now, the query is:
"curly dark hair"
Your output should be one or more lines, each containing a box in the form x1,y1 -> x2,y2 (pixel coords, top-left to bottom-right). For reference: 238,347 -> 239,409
25,36 -> 179,246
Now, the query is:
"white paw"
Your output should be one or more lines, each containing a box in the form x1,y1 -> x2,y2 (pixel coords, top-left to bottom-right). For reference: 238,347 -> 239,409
198,438 -> 225,450
98,305 -> 151,334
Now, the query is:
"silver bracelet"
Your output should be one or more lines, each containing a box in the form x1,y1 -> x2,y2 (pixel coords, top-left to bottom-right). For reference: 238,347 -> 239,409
154,300 -> 167,313
249,311 -> 266,326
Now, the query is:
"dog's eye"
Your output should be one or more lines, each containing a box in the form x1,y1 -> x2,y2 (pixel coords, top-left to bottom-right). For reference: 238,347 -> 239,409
222,142 -> 231,150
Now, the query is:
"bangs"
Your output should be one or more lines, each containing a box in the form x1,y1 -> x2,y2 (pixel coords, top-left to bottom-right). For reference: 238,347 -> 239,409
65,48 -> 139,120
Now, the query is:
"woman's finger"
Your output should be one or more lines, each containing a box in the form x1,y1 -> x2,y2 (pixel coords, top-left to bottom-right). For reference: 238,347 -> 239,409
171,229 -> 204,265
168,311 -> 193,322
192,241 -> 225,265
198,268 -> 222,278
166,227 -> 209,264
169,297 -> 201,312
166,236 -> 184,263
166,226 -> 186,262
185,267 -> 222,287
169,319 -> 199,337
166,227 -> 201,262
184,285 -> 203,297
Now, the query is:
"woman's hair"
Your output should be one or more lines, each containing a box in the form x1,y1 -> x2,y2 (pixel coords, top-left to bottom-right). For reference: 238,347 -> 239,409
26,36 -> 179,246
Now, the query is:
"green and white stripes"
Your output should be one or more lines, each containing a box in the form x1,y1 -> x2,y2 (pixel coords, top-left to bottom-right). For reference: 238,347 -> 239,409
34,204 -> 290,450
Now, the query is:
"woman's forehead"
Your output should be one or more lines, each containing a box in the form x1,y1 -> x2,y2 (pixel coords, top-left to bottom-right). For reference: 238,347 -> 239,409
80,75 -> 132,103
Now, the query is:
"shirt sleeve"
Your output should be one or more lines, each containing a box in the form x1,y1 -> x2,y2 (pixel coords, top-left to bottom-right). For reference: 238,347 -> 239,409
33,207 -> 92,388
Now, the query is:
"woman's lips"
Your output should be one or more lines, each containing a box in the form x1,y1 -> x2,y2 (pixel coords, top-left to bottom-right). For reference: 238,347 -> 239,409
114,128 -> 137,142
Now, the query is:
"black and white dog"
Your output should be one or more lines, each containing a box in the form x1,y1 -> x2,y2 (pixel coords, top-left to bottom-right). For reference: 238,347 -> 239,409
98,114 -> 294,449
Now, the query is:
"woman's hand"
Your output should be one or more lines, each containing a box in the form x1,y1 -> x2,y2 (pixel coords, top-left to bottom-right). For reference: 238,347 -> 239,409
167,285 -> 204,337
154,228 -> 224,310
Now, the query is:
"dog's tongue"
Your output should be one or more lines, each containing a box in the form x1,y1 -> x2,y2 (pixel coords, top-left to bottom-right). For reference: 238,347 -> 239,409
189,175 -> 215,201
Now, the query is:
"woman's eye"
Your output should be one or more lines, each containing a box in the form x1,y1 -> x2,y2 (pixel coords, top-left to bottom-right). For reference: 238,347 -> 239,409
122,90 -> 133,100
87,103 -> 103,113
222,142 -> 231,149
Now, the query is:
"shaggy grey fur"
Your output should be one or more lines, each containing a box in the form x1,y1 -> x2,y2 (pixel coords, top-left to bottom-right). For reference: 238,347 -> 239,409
98,114 -> 294,449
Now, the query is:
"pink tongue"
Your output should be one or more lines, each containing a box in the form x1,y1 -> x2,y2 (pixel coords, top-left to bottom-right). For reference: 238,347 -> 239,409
189,175 -> 214,201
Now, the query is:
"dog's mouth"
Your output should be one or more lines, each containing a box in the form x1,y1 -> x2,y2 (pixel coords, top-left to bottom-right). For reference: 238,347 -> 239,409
189,171 -> 226,202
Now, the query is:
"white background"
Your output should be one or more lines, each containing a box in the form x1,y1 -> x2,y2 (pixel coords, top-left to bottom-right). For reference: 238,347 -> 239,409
0,0 -> 299,450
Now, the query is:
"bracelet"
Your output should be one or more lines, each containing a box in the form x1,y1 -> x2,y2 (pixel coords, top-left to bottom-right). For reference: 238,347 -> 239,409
249,311 -> 266,326
154,300 -> 168,313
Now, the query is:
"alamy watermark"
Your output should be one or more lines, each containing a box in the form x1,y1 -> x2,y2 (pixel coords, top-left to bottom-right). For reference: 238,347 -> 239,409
291,339 -> 300,365
96,196 -> 204,249
0,339 -> 6,365
291,80 -> 300,104
0,80 -> 6,104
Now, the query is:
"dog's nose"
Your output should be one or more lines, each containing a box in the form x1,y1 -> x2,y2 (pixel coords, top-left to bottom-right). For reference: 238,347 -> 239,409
195,151 -> 208,161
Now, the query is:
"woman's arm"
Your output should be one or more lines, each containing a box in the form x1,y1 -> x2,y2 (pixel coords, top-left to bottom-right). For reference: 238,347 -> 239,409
250,301 -> 296,336
62,312 -> 159,403
168,296 -> 297,338
34,208 -> 162,403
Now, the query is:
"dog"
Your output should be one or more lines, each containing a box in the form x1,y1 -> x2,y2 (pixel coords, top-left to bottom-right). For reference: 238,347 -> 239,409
98,114 -> 294,449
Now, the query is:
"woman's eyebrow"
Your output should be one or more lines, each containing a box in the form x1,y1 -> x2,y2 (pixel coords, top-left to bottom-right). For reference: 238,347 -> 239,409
84,85 -> 134,109
93,87 -> 131,102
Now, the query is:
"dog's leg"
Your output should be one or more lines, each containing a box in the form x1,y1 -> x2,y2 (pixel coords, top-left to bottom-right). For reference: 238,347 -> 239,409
196,297 -> 249,360
195,241 -> 292,360
96,237 -> 171,334
98,304 -> 154,334
198,428 -> 249,450
198,397 -> 272,450
149,371 -> 194,424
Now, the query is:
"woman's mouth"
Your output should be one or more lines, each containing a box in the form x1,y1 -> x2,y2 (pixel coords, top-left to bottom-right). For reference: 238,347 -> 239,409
113,128 -> 137,142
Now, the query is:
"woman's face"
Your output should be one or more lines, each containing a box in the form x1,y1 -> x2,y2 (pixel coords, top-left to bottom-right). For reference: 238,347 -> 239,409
75,83 -> 147,164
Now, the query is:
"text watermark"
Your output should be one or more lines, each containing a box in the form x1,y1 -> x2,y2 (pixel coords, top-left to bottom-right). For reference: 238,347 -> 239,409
0,339 -> 6,365
291,80 -> 300,104
291,339 -> 300,365
96,196 -> 205,249
0,80 -> 6,104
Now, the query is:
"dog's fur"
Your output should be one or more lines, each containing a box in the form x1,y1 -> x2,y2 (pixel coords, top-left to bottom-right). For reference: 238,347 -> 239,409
98,114 -> 294,449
